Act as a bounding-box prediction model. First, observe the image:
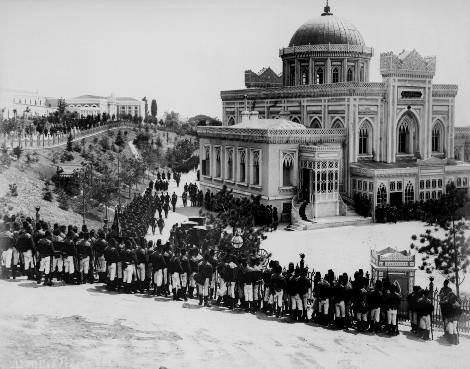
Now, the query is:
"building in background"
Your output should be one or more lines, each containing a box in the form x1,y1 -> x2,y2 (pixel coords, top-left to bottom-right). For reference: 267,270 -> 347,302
66,94 -> 145,118
0,88 -> 57,120
198,3 -> 470,222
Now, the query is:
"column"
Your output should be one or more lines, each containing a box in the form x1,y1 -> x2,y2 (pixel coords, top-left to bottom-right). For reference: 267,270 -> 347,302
295,59 -> 301,86
309,57 -> 315,85
326,58 -> 331,84
342,58 -> 348,82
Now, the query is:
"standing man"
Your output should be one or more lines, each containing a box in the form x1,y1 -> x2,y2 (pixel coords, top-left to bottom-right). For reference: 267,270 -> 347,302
63,235 -> 76,284
171,192 -> 178,212
197,253 -> 213,307
77,233 -> 92,284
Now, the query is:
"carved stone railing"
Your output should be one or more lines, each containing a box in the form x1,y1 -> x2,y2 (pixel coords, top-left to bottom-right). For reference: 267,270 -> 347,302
279,44 -> 374,57
197,126 -> 346,144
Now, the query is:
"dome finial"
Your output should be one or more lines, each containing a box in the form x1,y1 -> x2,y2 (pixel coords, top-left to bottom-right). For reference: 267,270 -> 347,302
322,0 -> 332,16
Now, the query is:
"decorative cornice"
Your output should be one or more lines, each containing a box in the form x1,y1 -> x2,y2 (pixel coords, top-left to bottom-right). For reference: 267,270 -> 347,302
221,82 -> 386,101
197,126 -> 346,144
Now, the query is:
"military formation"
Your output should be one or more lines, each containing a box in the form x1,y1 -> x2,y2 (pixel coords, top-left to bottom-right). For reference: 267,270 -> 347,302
0,172 -> 464,345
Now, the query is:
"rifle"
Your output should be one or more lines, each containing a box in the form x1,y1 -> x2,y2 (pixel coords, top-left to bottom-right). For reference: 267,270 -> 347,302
430,312 -> 434,340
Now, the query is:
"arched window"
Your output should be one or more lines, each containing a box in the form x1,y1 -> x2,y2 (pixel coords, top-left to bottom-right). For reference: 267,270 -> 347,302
282,153 -> 295,187
405,182 -> 414,204
397,112 -> 418,155
359,121 -> 371,155
332,67 -> 339,83
252,150 -> 260,185
215,147 -> 221,178
238,149 -> 246,183
377,183 -> 387,206
310,118 -> 322,129
316,68 -> 324,84
226,149 -> 233,180
227,116 -> 235,126
290,116 -> 301,124
360,66 -> 364,81
347,68 -> 354,82
432,121 -> 444,152
331,119 -> 344,129
202,146 -> 210,176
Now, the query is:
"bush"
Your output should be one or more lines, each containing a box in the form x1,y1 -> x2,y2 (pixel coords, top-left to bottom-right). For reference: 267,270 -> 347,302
9,183 -> 18,197
66,134 -> 73,152
52,152 -> 60,164
43,181 -> 53,201
72,142 -> 81,153
12,146 -> 23,160
57,190 -> 70,210
60,151 -> 74,162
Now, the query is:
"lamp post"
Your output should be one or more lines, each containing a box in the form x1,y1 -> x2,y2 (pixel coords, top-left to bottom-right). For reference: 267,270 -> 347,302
35,206 -> 40,226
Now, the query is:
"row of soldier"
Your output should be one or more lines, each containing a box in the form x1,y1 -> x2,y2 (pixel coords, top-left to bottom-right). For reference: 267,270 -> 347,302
0,213 -> 462,344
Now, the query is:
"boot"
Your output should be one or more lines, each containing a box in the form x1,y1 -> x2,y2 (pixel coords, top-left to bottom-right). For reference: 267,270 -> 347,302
215,296 -> 222,306
204,296 -> 211,307
198,295 -> 203,306
422,329 -> 430,341
45,275 -> 53,286
452,334 -> 458,345
368,322 -> 375,333
36,271 -> 42,284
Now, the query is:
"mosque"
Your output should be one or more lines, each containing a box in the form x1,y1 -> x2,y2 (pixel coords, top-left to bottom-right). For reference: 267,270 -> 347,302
197,2 -> 470,224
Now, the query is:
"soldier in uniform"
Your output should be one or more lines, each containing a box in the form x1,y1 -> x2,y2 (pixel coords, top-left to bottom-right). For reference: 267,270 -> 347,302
77,232 -> 93,284
37,230 -> 54,286
16,226 -> 35,280
63,235 -> 76,284
197,253 -> 213,306
171,192 -> 178,213
150,241 -> 166,295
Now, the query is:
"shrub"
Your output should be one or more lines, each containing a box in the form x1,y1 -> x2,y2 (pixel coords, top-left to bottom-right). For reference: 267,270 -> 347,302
52,152 -> 60,164
43,181 -> 53,201
57,190 -> 70,210
9,183 -> 18,197
60,151 -> 74,162
66,134 -> 73,152
72,143 -> 81,153
12,146 -> 23,160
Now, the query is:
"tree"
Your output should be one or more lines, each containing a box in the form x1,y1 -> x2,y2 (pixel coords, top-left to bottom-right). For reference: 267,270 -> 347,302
66,133 -> 73,152
411,183 -> 469,297
151,99 -> 157,118
142,97 -> 148,118
57,98 -> 67,121
57,189 -> 70,210
115,130 -> 125,147
12,146 -> 23,160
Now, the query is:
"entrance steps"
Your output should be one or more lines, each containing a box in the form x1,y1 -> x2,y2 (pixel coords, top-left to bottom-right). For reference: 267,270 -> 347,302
288,195 -> 371,231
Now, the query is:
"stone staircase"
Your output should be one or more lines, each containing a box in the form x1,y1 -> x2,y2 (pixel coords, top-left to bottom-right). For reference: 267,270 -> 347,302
287,193 -> 371,231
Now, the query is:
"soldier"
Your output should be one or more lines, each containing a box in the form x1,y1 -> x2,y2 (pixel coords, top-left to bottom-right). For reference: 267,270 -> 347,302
122,241 -> 137,293
52,229 -> 65,281
163,202 -> 169,219
355,283 -> 369,332
180,248 -> 191,301
170,249 -> 183,301
171,192 -> 178,212
188,248 -> 200,298
150,242 -> 166,295
270,263 -> 285,317
297,267 -> 312,322
135,241 -> 148,293
408,286 -> 421,334
367,280 -> 383,333
384,280 -> 401,335
444,291 -> 462,345
415,289 -> 434,340
317,275 -> 331,325
77,232 -> 93,284
37,230 -> 54,286
16,226 -> 35,280
94,231 -> 108,283
63,235 -> 76,284
151,217 -> 157,235
439,280 -> 452,337
182,191 -> 188,207
157,217 -> 165,235
197,253 -> 213,306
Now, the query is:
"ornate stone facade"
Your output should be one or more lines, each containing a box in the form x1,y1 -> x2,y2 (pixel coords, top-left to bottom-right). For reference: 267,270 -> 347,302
198,3 -> 470,220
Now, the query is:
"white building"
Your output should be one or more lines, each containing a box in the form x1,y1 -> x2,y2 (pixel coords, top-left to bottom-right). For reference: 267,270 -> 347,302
0,88 -> 56,120
66,94 -> 145,118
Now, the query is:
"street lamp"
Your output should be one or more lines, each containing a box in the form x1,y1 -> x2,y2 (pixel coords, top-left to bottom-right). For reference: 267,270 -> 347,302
35,206 -> 40,225
231,229 -> 244,251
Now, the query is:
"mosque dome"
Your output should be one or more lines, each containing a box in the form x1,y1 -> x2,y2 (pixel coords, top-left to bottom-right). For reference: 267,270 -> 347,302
288,4 -> 365,47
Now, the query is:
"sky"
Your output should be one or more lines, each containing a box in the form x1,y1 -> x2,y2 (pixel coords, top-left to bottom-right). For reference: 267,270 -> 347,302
1,0 -> 469,123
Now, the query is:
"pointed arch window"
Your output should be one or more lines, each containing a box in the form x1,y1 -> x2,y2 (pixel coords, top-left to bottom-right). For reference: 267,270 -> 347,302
397,112 -> 418,155
360,66 -> 365,81
359,121 -> 372,155
215,146 -> 221,178
405,182 -> 414,204
347,68 -> 354,82
432,121 -> 444,152
310,118 -> 321,129
252,150 -> 261,185
282,152 -> 295,187
332,67 -> 339,83
226,148 -> 234,180
377,183 -> 387,206
316,68 -> 324,85
202,146 -> 211,176
331,119 -> 344,129
290,116 -> 301,124
238,149 -> 247,183
227,116 -> 235,126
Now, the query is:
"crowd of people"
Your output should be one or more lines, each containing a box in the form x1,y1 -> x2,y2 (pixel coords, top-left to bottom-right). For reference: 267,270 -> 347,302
0,207 -> 463,345
202,187 -> 279,230
182,182 -> 203,207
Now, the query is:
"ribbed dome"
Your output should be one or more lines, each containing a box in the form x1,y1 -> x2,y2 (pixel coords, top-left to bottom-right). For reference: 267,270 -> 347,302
289,13 -> 365,47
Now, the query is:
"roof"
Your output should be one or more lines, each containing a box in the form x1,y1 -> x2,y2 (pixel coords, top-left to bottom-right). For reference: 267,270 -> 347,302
289,6 -> 364,47
72,94 -> 106,100
116,97 -> 140,102
233,118 -> 306,131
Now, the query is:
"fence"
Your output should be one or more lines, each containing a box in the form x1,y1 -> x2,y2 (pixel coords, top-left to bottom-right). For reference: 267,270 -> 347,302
0,121 -> 138,151
398,289 -> 470,335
